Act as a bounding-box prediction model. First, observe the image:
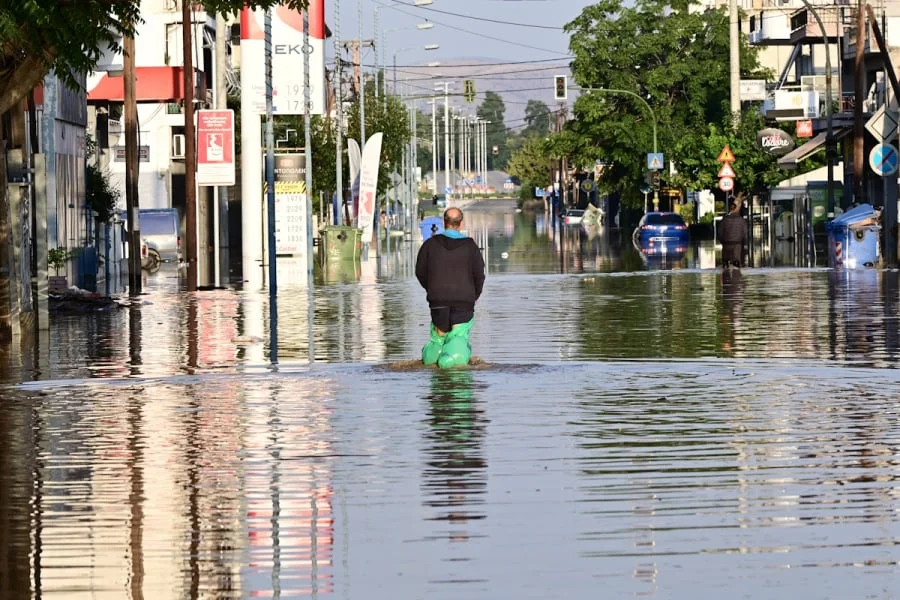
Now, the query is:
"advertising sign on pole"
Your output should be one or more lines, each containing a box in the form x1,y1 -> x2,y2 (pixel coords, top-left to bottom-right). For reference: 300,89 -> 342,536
269,153 -> 308,256
240,2 -> 326,115
197,109 -> 235,186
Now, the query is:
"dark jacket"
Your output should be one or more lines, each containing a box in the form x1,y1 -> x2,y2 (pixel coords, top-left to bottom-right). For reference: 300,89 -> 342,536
416,233 -> 485,309
719,212 -> 746,244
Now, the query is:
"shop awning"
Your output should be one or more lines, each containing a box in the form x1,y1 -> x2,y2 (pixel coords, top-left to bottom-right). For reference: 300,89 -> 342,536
87,66 -> 198,103
777,127 -> 852,169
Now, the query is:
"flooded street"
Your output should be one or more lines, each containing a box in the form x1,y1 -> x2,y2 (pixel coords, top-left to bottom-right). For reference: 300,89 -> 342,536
2,200 -> 899,599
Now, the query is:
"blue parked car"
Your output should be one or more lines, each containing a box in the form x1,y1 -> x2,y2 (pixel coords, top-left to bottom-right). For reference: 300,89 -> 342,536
633,212 -> 690,247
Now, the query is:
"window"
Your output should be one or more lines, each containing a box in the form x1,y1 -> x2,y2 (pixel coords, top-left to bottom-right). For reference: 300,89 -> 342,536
645,213 -> 685,226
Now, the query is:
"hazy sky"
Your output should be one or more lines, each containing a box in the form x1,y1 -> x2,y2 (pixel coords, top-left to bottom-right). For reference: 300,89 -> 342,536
332,0 -> 587,68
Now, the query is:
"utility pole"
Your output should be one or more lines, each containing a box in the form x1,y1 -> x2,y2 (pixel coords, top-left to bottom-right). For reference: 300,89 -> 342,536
358,0 -> 365,151
853,2 -> 866,204
334,0 -> 343,219
431,98 -> 437,193
729,0 -> 741,129
124,31 -> 141,295
182,0 -> 198,291
214,12 -> 227,287
443,83 -> 450,194
303,4 -> 314,278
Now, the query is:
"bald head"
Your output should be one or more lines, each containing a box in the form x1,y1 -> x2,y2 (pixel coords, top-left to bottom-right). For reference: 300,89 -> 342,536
444,207 -> 464,229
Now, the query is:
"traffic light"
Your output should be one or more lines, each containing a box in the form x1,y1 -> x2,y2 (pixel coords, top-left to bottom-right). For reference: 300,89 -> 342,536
652,171 -> 660,190
463,79 -> 475,103
554,75 -> 567,101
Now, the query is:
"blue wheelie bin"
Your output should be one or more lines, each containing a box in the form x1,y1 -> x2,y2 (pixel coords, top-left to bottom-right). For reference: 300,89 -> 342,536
419,216 -> 444,241
826,204 -> 880,268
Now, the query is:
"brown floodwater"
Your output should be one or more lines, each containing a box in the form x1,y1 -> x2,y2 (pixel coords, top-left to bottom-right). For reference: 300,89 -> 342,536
1,201 -> 899,599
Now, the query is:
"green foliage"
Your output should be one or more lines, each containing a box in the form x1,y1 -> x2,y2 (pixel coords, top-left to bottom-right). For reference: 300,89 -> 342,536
84,136 -> 119,222
507,136 -> 551,201
477,91 -> 510,170
47,247 -> 76,275
673,110 -> 789,196
415,109 -> 433,178
273,115 -> 339,213
556,0 -> 775,209
523,99 -> 551,138
676,202 -> 694,225
345,89 -> 412,200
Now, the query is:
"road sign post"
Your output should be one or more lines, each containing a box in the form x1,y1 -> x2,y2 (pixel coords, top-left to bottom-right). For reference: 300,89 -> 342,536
717,145 -> 736,200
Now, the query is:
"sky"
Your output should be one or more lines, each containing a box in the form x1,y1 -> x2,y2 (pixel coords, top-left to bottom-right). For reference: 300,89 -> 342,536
329,0 -> 589,116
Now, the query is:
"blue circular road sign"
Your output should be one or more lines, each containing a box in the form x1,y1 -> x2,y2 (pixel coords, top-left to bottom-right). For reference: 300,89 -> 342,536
869,143 -> 899,177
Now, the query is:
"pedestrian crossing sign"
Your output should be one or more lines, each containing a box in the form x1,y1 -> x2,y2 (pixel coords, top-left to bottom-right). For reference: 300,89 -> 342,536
647,153 -> 664,170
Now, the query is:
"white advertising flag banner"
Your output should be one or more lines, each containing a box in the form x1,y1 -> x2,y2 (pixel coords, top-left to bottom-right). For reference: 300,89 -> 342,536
348,138 -> 362,219
357,133 -> 384,242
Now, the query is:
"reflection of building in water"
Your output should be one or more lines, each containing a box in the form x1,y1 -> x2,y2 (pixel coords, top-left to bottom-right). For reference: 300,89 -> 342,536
422,371 -> 488,539
243,379 -> 335,596
0,394 -> 37,595
11,375 -> 337,598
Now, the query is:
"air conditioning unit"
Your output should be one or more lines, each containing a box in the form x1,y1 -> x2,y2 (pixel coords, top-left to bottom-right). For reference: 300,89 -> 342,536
172,133 -> 185,159
764,89 -> 820,121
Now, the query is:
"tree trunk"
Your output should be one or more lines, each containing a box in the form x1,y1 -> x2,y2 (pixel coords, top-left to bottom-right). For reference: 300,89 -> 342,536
0,114 -> 12,343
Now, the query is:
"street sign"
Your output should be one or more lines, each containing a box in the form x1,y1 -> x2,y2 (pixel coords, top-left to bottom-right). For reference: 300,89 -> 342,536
865,105 -> 899,142
581,179 -> 594,192
467,178 -> 475,186
647,152 -> 664,170
869,143 -> 899,176
796,120 -> 813,138
197,109 -> 235,186
739,79 -> 767,101
717,162 -> 736,178
718,177 -> 734,192
717,145 -> 735,163
444,186 -> 452,195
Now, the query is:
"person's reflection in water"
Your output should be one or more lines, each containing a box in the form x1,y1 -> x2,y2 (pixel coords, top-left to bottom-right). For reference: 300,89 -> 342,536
422,370 -> 488,542
720,268 -> 744,356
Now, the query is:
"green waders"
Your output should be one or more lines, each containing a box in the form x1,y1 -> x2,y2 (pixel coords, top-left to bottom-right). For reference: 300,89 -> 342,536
421,318 -> 474,369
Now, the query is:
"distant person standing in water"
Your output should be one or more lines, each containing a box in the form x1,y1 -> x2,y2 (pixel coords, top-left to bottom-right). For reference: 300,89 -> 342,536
719,199 -> 747,269
416,207 -> 485,368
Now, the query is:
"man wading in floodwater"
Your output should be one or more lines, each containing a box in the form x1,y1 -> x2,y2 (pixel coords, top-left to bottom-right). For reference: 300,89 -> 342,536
416,207 -> 485,368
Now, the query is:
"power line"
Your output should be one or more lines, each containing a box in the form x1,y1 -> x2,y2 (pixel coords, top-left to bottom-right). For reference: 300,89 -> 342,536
350,57 -> 571,68
373,0 -> 571,57
388,0 -> 565,30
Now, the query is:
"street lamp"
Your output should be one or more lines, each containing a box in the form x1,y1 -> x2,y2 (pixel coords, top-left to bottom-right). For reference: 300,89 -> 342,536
374,0 -> 434,96
393,44 -> 439,94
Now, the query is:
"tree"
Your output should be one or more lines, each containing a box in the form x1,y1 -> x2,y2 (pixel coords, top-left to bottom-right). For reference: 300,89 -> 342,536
523,100 -> 551,138
507,136 -> 552,202
557,0 -> 772,208
415,108 -> 433,182
477,91 -> 510,171
345,88 -> 411,201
